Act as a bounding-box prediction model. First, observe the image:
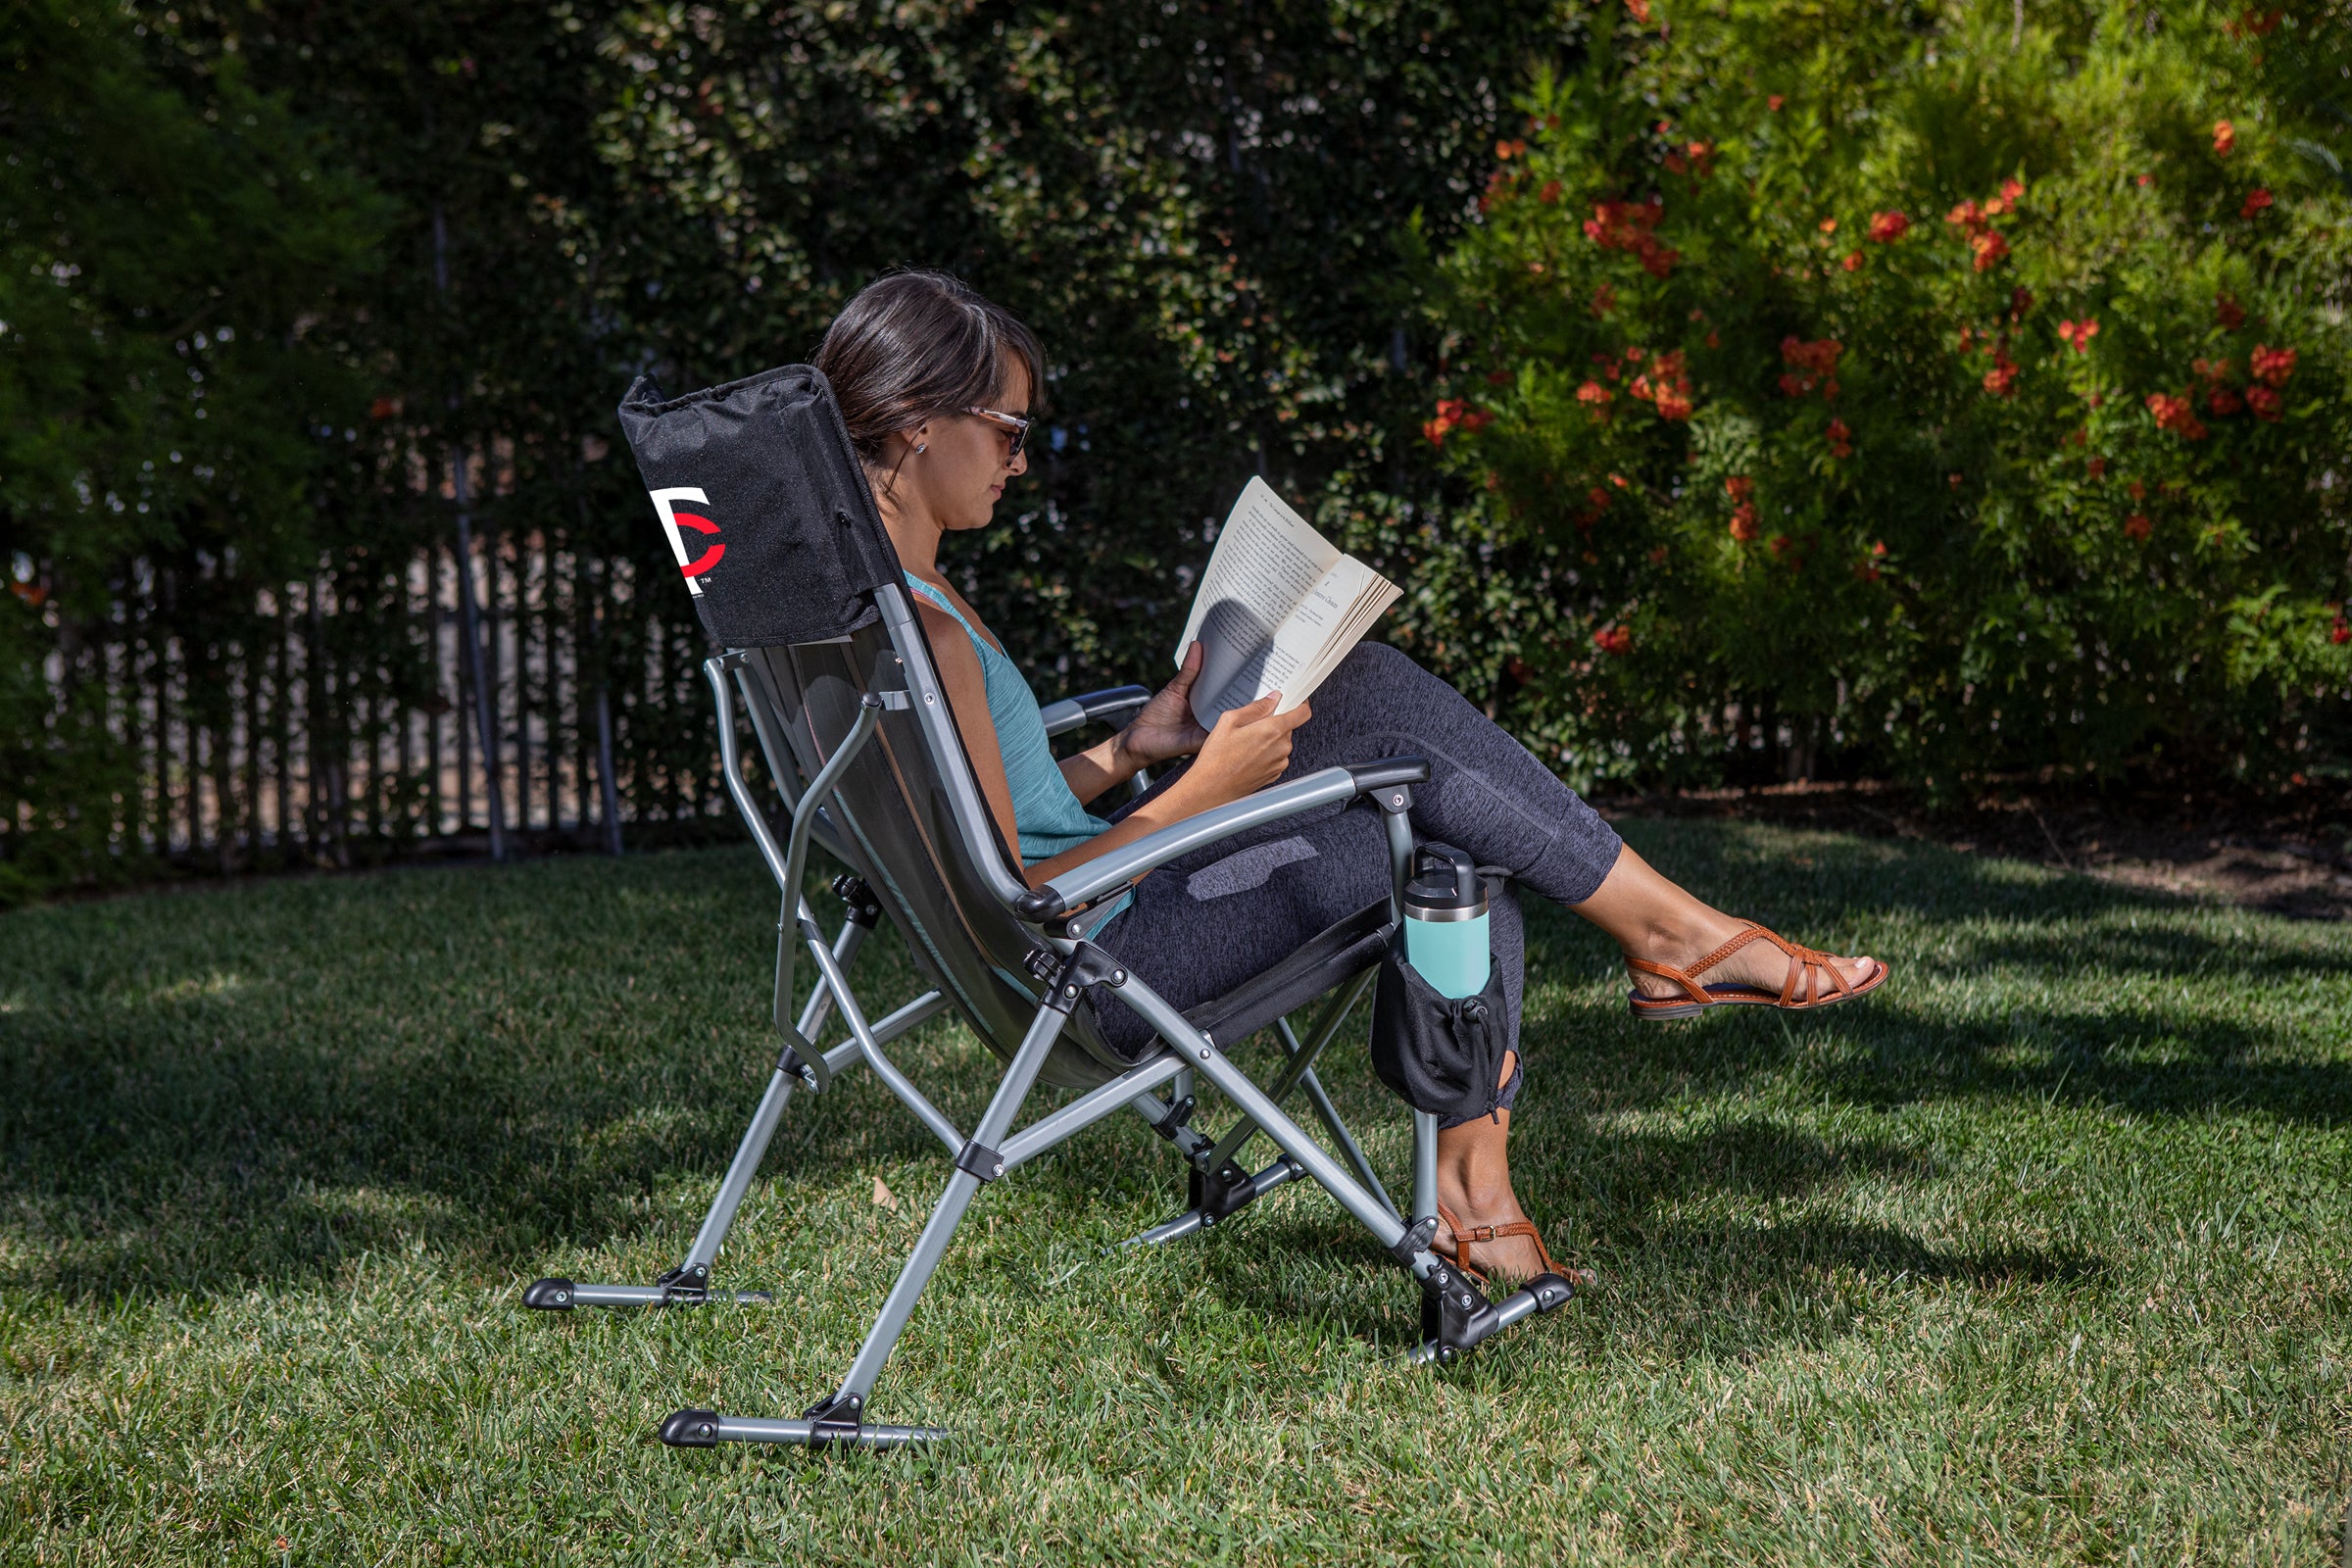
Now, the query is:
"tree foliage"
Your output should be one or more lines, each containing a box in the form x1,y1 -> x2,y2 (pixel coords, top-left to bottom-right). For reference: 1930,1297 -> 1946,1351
1423,0 -> 2352,790
0,0 -> 384,900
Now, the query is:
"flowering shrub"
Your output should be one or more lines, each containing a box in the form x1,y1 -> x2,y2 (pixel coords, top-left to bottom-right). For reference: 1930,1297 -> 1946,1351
1417,0 -> 2351,789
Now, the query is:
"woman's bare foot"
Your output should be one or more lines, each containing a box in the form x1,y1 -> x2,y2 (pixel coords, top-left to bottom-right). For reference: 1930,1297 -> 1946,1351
1623,911 -> 1881,1003
1567,844 -> 1879,1004
1432,1065 -> 1562,1283
1432,1191 -> 1552,1282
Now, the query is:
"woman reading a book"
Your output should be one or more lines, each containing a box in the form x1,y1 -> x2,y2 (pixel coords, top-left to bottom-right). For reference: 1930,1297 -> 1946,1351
819,270 -> 1887,1287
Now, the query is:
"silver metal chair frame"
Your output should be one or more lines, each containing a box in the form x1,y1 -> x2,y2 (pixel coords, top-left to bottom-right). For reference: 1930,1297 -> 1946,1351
530,582 -> 1579,1447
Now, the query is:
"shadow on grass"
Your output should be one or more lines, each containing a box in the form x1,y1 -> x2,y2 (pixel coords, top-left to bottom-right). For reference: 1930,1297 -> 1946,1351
1207,1130 -> 2105,1363
0,826 -> 2341,1319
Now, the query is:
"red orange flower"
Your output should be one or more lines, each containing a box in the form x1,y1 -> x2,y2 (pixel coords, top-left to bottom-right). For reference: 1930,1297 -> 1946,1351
2216,294 -> 2247,329
1984,357 -> 2020,397
1767,94 -> 1785,112
2250,344 -> 2296,386
1576,380 -> 1615,411
1841,251 -> 1864,271
1627,349 -> 1694,419
1538,178 -> 1562,204
1867,210 -> 1910,243
2145,393 -> 2209,440
2247,385 -> 2283,420
1592,624 -> 1633,655
1779,336 -> 1843,397
2241,187 -> 2273,218
2057,318 -> 2100,353
2213,120 -> 2237,157
2125,514 -> 2153,540
1623,0 -> 1652,22
1422,399 -> 1493,447
1971,230 -> 2010,270
1827,417 -> 1852,458
2086,458 -> 2106,478
1584,198 -> 1678,277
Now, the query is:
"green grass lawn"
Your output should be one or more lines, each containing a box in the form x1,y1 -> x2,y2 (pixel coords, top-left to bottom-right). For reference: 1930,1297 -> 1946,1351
3,820 -> 2347,1564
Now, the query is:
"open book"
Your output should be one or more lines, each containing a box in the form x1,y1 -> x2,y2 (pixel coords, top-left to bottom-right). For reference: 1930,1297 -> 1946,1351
1173,476 -> 1402,729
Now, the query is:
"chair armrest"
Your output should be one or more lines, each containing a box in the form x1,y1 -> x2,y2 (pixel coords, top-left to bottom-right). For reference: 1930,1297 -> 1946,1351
1012,757 -> 1430,920
1039,684 -> 1152,738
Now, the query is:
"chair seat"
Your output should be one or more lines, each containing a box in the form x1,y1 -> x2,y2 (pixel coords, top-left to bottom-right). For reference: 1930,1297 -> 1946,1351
1180,898 -> 1394,1050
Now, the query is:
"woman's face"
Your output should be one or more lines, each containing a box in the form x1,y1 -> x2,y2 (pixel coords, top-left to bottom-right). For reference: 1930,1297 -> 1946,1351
906,355 -> 1031,534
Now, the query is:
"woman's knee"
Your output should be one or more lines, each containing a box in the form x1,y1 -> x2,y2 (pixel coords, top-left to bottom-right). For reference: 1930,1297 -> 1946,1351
1314,641 -> 1431,718
1340,640 -> 1419,684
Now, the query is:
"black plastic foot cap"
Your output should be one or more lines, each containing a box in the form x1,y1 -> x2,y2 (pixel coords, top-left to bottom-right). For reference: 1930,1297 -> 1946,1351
521,1277 -> 576,1311
660,1408 -> 722,1447
1528,1272 -> 1579,1313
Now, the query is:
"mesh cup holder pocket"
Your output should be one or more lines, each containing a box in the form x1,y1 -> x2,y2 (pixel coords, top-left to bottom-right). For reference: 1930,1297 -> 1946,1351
1368,935 -> 1511,1122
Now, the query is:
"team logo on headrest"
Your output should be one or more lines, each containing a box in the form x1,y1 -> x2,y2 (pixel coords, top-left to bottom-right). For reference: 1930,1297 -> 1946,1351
648,486 -> 725,597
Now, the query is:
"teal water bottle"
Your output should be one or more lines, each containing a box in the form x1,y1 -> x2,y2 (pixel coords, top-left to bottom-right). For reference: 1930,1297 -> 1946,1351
1401,846 -> 1491,999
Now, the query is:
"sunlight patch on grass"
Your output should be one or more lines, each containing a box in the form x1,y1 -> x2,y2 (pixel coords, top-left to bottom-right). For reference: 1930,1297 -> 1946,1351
2,828 -> 2347,1563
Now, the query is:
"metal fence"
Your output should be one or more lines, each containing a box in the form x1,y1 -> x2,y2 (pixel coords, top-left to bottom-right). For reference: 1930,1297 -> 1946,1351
13,521 -> 738,878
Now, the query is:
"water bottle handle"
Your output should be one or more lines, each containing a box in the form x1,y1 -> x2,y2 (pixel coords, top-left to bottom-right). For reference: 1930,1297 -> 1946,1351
1414,843 -> 1481,906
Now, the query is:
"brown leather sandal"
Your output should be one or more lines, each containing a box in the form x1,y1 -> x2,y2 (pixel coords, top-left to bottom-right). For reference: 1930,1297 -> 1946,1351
1627,922 -> 1887,1021
1436,1202 -> 1598,1291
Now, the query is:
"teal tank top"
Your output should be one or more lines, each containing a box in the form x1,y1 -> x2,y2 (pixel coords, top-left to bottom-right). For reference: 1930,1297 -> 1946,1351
903,577 -> 1130,928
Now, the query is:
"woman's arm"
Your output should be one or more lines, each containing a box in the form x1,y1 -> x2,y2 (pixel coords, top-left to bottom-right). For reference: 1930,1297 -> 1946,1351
915,600 -> 1027,867
1055,642 -> 1211,807
1023,693 -> 1309,889
924,610 -> 1308,892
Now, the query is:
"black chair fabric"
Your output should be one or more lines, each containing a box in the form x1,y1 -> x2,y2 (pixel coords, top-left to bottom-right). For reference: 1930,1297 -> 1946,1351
616,366 -> 902,648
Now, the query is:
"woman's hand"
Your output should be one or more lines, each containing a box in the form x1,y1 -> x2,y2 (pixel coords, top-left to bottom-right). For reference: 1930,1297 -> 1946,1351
1115,642 -> 1212,770
1171,692 -> 1313,810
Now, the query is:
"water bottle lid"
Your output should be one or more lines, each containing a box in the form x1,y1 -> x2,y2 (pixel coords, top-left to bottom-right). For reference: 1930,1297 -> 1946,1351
1402,845 -> 1487,920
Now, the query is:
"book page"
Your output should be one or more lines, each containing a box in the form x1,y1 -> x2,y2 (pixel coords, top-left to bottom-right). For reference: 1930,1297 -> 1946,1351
1175,477 -> 1343,726
1286,558 -> 1402,702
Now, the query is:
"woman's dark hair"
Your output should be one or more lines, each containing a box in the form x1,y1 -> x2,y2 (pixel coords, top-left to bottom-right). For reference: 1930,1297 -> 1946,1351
814,270 -> 1045,466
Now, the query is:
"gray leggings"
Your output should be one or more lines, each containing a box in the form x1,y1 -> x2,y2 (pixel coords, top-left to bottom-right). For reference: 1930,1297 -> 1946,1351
1093,643 -> 1624,1123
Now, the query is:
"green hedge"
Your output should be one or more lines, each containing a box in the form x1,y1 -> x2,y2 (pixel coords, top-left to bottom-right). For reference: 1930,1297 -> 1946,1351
1417,0 -> 2352,791
8,0 -> 2350,900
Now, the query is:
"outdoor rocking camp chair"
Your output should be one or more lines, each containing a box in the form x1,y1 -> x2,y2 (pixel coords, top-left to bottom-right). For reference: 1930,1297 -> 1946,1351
520,364 -> 1580,1449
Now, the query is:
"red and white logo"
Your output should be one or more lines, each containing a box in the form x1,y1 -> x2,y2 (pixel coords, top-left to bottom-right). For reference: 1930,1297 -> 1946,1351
648,486 -> 725,597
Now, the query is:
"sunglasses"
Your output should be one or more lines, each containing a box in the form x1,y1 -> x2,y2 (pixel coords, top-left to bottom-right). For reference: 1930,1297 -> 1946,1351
963,405 -> 1032,459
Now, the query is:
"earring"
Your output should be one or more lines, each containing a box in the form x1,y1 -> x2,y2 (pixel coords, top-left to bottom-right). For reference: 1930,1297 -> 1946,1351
915,442 -> 927,454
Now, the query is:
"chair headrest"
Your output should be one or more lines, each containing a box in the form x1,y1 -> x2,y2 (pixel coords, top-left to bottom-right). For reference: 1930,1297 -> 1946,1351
616,364 -> 904,647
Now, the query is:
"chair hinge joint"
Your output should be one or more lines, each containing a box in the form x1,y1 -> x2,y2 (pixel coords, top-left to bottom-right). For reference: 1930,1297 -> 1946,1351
1388,1214 -> 1440,1269
1152,1095 -> 1197,1141
1041,942 -> 1127,1014
777,1033 -> 827,1094
831,874 -> 882,927
803,1391 -> 863,1440
955,1141 -> 1006,1183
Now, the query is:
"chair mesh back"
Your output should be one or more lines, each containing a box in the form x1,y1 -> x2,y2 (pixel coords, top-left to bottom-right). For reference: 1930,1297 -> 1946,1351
741,620 -> 1139,1094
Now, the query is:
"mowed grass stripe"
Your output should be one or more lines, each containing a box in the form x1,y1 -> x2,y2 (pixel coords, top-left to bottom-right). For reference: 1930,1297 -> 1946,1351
2,821 -> 2346,1563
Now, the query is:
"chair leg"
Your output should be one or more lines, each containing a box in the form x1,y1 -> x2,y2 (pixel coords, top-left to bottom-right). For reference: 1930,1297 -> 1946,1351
1113,971 -> 1582,1366
524,911 -> 948,1312
1298,1064 -> 1399,1223
661,969 -> 1078,1447
1123,972 -> 1384,1245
